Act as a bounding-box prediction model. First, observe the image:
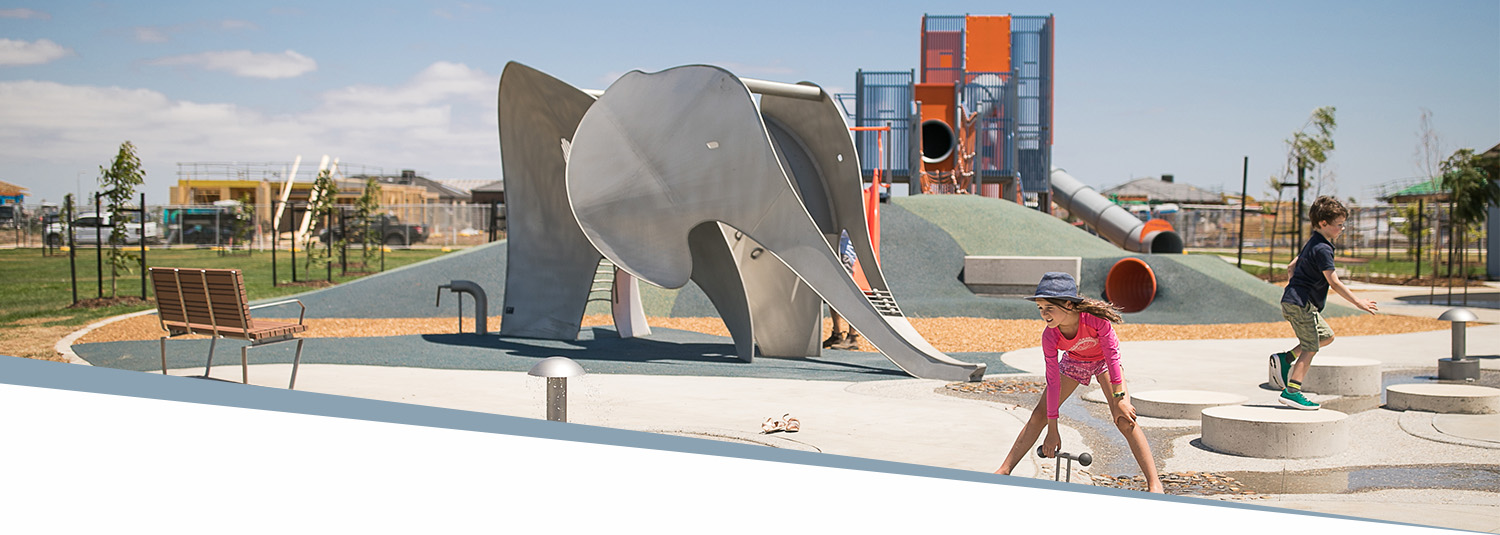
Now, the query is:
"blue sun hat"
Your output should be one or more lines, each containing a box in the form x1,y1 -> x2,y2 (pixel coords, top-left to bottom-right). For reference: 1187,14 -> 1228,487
1025,272 -> 1084,303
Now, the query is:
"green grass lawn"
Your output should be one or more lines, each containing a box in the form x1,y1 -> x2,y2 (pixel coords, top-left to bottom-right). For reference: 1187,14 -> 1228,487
1190,249 -> 1488,280
0,246 -> 454,331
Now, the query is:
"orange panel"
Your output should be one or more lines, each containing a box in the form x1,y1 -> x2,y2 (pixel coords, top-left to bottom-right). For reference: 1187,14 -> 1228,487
922,28 -> 963,84
1140,218 -> 1175,240
914,83 -> 955,123
965,15 -> 1011,73
914,83 -> 955,174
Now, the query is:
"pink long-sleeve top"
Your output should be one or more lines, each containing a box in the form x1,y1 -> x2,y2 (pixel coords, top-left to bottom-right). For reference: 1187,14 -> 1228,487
1042,312 -> 1124,419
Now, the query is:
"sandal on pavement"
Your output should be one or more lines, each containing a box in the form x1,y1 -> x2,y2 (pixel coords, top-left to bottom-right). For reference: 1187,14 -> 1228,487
783,413 -> 800,433
761,417 -> 785,434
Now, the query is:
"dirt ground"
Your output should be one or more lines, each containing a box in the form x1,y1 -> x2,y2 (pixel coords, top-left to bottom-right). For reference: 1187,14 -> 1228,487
71,312 -> 1453,355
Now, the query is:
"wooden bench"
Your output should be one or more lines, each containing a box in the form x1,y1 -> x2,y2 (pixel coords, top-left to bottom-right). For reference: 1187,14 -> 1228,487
150,267 -> 307,389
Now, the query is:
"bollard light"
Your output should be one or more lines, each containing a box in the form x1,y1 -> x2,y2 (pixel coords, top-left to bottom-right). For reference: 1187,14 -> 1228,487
528,356 -> 585,422
1436,307 -> 1479,382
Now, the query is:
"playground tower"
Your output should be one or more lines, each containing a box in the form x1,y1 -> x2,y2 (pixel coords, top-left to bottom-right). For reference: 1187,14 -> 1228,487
845,14 -> 1054,206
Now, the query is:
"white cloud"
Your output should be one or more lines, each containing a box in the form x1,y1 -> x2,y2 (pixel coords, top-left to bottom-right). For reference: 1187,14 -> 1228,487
148,50 -> 317,79
0,61 -> 504,201
322,61 -> 492,107
0,8 -> 49,19
133,20 -> 257,43
0,38 -> 73,66
134,27 -> 169,43
220,19 -> 258,30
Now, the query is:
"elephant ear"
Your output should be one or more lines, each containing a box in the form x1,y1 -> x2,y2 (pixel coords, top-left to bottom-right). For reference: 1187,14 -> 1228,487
566,65 -> 790,289
496,61 -> 602,340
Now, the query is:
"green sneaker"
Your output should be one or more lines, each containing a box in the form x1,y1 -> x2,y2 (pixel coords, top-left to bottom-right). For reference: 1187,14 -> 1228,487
1279,389 -> 1320,410
1268,352 -> 1294,390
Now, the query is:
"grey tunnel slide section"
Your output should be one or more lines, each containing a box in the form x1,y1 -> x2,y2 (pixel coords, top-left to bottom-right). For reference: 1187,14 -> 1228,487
1050,168 -> 1183,254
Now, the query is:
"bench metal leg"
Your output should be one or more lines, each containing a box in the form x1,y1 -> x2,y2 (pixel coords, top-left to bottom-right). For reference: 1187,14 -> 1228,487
240,338 -> 305,390
204,335 -> 218,378
289,339 -> 304,390
160,336 -> 168,375
241,345 -> 249,385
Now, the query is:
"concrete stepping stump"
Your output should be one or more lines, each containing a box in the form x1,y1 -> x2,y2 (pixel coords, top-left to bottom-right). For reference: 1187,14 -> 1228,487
1290,356 -> 1381,396
1386,384 -> 1500,414
1201,405 -> 1348,458
1131,390 -> 1247,420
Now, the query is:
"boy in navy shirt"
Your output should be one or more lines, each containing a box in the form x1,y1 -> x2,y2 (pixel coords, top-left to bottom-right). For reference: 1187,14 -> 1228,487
1270,196 -> 1378,410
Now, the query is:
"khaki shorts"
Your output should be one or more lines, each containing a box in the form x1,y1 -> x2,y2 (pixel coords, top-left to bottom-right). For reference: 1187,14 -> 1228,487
1282,301 -> 1333,353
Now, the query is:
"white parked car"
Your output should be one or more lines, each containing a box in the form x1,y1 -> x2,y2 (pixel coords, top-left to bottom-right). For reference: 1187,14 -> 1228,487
45,211 -> 162,246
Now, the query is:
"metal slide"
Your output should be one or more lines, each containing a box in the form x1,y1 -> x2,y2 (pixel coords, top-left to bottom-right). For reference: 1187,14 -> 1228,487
563,65 -> 985,382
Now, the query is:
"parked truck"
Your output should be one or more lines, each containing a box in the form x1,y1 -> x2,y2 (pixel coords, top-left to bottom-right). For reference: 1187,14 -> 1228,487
45,211 -> 162,246
318,213 -> 427,246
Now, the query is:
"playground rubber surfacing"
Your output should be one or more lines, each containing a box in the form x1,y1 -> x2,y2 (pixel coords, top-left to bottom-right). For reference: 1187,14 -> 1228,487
71,196 -> 1362,381
72,326 -> 1021,382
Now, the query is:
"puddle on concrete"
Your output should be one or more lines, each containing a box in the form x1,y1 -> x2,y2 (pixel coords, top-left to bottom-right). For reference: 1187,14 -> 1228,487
1063,398 -> 1196,479
1222,464 -> 1500,494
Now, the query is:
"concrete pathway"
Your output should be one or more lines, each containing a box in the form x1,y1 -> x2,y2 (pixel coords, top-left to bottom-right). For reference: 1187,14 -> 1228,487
142,322 -> 1500,532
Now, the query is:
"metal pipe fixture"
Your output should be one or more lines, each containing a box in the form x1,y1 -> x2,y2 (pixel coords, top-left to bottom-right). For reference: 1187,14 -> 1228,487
436,280 -> 488,334
584,75 -> 824,101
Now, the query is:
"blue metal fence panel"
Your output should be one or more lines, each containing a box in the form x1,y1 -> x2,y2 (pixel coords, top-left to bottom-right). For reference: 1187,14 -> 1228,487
960,71 -> 1015,179
921,15 -> 966,84
854,70 -> 914,179
1011,15 -> 1052,193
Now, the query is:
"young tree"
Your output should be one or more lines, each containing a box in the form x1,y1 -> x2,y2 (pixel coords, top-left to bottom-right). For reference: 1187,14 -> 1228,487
1393,202 -> 1428,260
98,141 -> 145,297
1279,107 -> 1337,247
1263,175 -> 1286,277
232,193 -> 256,248
1440,148 -> 1499,298
302,168 -> 338,271
1413,109 -> 1445,187
354,176 -> 382,266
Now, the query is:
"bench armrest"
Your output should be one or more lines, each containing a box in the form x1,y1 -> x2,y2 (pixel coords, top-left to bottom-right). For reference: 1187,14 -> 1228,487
249,299 -> 306,325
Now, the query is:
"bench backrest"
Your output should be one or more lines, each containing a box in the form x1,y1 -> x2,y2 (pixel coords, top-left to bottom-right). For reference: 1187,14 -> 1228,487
150,267 -> 253,336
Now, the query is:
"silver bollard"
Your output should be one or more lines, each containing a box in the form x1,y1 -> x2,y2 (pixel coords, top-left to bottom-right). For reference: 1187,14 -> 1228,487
1436,307 -> 1479,382
528,356 -> 585,422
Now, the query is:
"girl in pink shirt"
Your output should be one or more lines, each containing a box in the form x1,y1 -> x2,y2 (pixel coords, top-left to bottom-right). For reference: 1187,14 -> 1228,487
994,272 -> 1163,493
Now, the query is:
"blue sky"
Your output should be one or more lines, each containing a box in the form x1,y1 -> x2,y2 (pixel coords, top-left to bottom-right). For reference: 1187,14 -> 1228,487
2,1 -> 1496,205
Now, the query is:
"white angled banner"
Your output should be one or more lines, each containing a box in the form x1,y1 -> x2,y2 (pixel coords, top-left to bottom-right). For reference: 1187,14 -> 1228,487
0,359 -> 1447,535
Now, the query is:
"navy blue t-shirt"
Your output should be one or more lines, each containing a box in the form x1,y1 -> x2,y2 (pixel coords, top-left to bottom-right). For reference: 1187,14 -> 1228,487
1281,231 -> 1337,311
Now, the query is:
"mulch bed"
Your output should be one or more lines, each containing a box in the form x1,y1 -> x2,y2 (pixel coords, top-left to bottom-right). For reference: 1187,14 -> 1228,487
67,296 -> 149,309
275,280 -> 335,288
76,313 -> 1457,349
